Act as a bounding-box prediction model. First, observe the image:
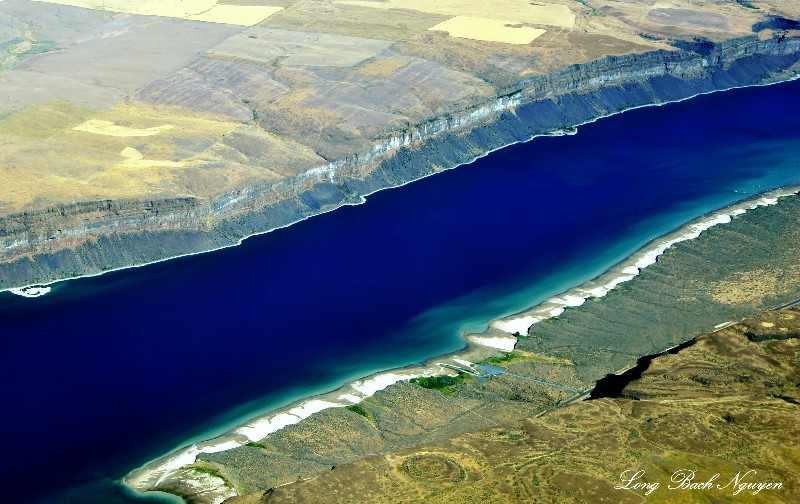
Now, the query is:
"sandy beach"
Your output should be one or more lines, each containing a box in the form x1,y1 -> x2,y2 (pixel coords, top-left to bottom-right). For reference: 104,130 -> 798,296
493,186 -> 800,336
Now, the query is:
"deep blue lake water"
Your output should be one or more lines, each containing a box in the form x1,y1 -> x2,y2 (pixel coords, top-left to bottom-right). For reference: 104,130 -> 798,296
1,79 -> 799,504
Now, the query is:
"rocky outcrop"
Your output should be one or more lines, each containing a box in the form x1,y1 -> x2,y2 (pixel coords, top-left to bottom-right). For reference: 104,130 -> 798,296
1,34 -> 799,290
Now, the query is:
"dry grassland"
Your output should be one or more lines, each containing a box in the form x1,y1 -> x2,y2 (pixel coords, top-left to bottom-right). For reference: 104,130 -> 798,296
0,100 -> 325,212
119,146 -> 185,168
262,2 -> 449,41
335,0 -> 575,28
354,58 -> 411,78
710,267 -> 800,306
73,120 -> 175,137
587,0 -> 765,41
1,0 -> 791,222
263,310 -> 800,504
208,27 -> 392,67
29,0 -> 282,25
428,17 -> 547,45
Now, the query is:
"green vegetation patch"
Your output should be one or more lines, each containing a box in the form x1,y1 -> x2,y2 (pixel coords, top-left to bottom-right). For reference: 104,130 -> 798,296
734,0 -> 759,9
480,352 -> 522,365
410,373 -> 469,395
345,404 -> 369,418
768,393 -> 800,405
20,40 -> 58,56
478,351 -> 571,367
345,403 -> 377,425
189,464 -> 232,487
572,0 -> 601,16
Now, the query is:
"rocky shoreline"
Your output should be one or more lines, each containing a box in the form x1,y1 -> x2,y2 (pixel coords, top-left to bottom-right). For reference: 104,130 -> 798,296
2,33 -> 799,292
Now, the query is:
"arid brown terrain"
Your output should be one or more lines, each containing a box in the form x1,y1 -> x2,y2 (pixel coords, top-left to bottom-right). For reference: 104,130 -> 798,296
135,189 -> 800,503
261,307 -> 800,504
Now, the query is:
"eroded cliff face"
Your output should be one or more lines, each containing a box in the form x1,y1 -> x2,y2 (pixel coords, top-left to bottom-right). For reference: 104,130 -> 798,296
1,34 -> 799,290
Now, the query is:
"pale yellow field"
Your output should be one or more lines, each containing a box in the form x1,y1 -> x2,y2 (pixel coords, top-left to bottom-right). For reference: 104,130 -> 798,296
119,146 -> 185,168
30,0 -> 283,26
186,4 -> 283,25
429,17 -> 546,45
73,120 -> 174,137
0,100 -> 326,212
334,0 -> 575,28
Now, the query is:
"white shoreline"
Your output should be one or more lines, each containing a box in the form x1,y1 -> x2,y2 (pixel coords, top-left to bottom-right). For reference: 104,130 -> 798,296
2,76 -> 795,501
118,76 -> 799,501
2,73 -> 797,299
492,186 -> 800,335
8,285 -> 52,298
124,336 -> 511,498
125,185 -> 800,502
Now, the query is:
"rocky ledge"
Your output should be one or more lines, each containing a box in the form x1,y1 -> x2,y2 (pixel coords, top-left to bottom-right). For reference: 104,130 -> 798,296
1,32 -> 799,291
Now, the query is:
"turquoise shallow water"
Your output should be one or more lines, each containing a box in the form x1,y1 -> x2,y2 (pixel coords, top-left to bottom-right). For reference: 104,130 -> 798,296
0,79 -> 798,503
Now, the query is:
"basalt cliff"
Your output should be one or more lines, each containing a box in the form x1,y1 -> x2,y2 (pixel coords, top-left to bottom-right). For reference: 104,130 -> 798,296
3,0 -> 800,291
2,31 -> 799,290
